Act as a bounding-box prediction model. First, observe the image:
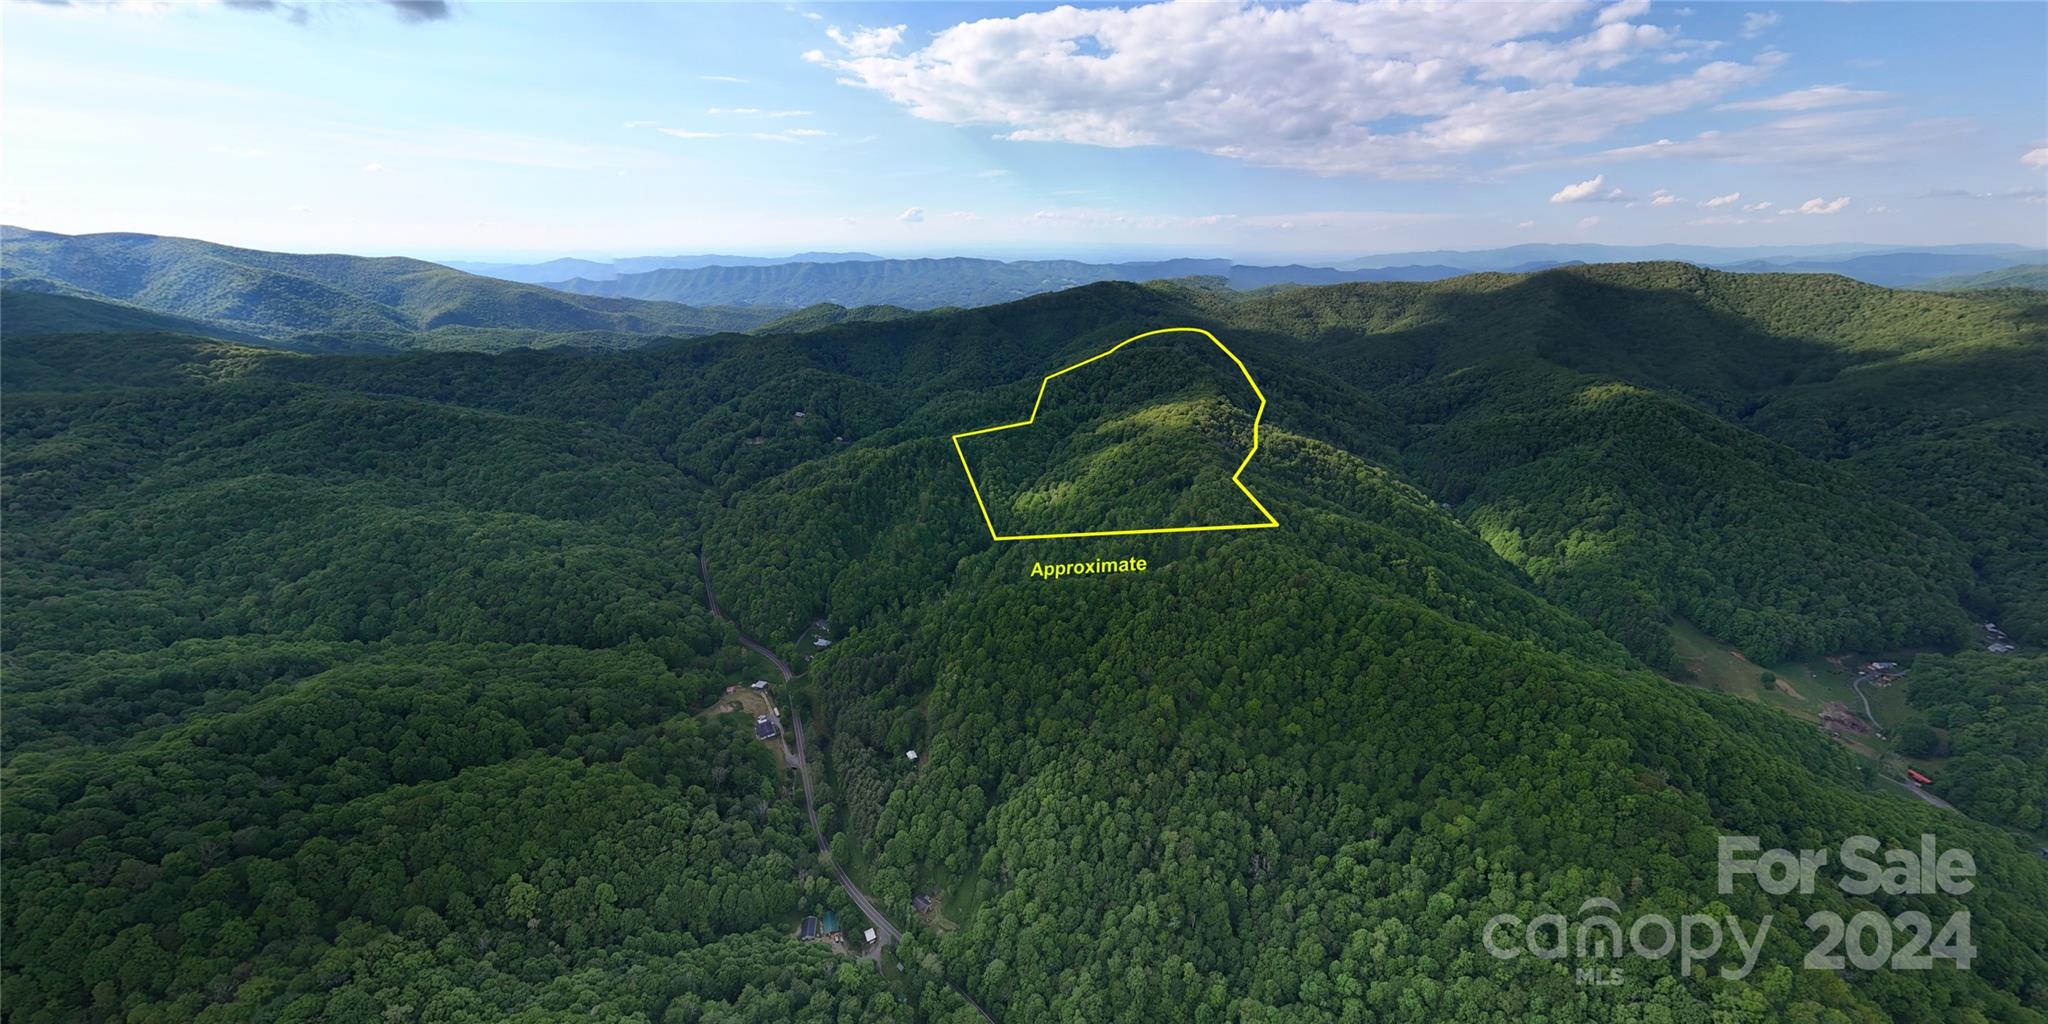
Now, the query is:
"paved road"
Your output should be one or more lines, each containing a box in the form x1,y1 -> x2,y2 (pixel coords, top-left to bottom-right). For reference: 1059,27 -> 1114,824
790,712 -> 902,949
698,551 -> 995,1022
698,553 -> 794,680
1887,776 -> 1958,812
697,554 -> 901,950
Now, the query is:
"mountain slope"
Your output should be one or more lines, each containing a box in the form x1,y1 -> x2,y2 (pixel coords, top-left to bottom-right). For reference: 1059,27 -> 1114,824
5,266 -> 2046,1022
1916,264 -> 2048,291
0,226 -> 780,349
0,287 -> 275,347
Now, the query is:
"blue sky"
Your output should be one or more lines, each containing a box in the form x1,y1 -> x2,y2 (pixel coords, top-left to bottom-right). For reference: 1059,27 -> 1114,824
3,0 -> 2044,261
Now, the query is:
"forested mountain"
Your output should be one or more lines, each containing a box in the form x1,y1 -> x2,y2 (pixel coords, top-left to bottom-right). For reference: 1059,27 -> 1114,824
1917,264 -> 2048,291
539,257 -> 1463,309
0,227 -> 781,351
1715,252 -> 2048,288
0,289 -> 276,348
5,263 -> 2046,1023
750,302 -> 924,334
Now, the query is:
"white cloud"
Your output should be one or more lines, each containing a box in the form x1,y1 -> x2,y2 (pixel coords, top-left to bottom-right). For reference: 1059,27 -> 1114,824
1742,199 -> 1772,211
1716,85 -> 1888,112
782,128 -> 831,137
1920,185 -> 2048,204
810,2 -> 1779,178
1595,0 -> 1651,28
1517,219 -> 1537,228
827,23 -> 906,57
897,206 -> 924,222
360,162 -> 385,173
621,120 -> 655,129
1577,215 -> 1602,229
1699,191 -> 1741,207
1551,174 -> 1627,203
1594,107 -> 1960,167
1650,188 -> 1680,206
1740,11 -> 1781,38
2023,147 -> 2048,168
1788,196 -> 1850,215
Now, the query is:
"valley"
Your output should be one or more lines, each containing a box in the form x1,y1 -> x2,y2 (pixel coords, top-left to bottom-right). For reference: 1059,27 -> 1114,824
8,2 -> 2045,1019
5,250 -> 2046,1023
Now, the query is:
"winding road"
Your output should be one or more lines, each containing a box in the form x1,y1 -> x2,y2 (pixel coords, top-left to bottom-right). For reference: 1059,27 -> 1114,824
1848,671 -> 1884,734
698,552 -> 997,1022
695,555 -> 905,950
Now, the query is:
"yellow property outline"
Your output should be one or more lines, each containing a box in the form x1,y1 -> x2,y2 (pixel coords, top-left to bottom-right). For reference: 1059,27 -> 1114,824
951,326 -> 1280,542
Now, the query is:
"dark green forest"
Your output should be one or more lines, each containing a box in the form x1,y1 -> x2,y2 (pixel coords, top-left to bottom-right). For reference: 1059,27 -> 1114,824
4,263 -> 2046,1022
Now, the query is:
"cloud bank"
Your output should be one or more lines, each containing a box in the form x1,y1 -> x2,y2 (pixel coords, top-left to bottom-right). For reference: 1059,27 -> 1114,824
808,0 -> 1778,178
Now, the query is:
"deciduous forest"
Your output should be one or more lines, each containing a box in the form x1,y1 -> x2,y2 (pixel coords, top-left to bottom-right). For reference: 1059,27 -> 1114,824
5,264 -> 2046,1022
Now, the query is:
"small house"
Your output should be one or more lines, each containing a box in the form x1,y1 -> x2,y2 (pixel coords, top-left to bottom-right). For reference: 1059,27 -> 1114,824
800,916 -> 820,941
863,927 -> 877,945
813,637 -> 831,648
793,411 -> 806,420
755,715 -> 781,740
751,680 -> 770,690
1907,769 -> 1934,786
724,685 -> 736,694
912,894 -> 933,914
906,749 -> 918,762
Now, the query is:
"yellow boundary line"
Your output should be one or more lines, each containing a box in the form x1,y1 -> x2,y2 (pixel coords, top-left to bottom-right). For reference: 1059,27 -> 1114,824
951,326 -> 1280,542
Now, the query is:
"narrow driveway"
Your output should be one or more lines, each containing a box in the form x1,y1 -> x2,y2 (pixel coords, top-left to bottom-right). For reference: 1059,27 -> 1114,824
697,552 -> 900,951
698,551 -> 993,1022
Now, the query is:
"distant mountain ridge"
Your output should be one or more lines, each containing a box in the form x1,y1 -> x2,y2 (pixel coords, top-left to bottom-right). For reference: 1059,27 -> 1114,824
8,229 -> 2043,358
1712,252 -> 2044,288
459,242 -> 2048,310
1915,263 -> 2048,291
1,226 -> 783,351
539,256 -> 1470,309
446,250 -> 883,284
1333,241 -> 2047,271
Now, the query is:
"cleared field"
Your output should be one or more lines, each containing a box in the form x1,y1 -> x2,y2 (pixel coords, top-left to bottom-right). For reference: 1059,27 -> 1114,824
1664,620 -> 1890,758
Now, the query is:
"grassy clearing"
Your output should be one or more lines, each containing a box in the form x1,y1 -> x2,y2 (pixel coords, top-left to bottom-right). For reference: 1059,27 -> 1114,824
1664,620 -> 1891,757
